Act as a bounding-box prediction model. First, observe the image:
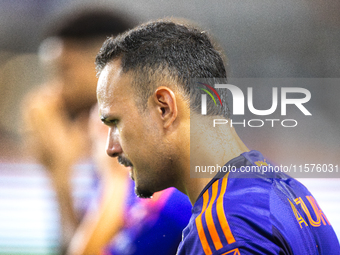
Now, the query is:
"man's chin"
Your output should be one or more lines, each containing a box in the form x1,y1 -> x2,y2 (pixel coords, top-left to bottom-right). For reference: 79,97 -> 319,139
135,186 -> 154,199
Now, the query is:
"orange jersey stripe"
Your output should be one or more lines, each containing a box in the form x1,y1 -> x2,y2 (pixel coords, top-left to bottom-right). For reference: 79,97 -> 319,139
195,190 -> 212,255
216,174 -> 236,244
205,181 -> 223,250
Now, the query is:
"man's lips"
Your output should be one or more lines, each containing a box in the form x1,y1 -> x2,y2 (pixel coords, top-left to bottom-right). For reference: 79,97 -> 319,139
117,156 -> 134,180
129,166 -> 135,181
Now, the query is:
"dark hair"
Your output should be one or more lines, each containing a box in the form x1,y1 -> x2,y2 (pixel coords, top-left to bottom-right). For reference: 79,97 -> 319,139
47,9 -> 134,41
96,20 -> 229,117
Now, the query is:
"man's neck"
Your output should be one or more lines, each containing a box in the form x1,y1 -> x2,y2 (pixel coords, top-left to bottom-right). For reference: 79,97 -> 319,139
181,115 -> 248,205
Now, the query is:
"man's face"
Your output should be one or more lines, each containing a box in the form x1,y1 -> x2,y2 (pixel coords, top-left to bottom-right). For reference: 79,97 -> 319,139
97,59 -> 177,198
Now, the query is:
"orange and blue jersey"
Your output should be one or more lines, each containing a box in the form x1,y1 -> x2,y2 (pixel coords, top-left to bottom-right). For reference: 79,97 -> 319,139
177,150 -> 340,255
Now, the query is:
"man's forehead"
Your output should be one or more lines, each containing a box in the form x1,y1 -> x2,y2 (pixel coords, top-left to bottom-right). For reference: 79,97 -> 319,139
97,60 -> 124,105
97,59 -> 136,118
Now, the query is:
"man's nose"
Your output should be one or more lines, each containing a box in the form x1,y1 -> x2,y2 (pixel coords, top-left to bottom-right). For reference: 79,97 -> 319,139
106,128 -> 122,157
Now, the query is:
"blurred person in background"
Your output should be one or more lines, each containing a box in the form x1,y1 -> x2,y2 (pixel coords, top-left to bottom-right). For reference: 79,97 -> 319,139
21,9 -> 191,254
22,10 -> 134,250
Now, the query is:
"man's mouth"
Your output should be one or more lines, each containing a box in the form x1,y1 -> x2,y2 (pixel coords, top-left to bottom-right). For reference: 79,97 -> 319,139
129,167 -> 135,181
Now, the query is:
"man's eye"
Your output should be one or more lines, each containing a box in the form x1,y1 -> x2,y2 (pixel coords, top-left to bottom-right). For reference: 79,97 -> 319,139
101,117 -> 119,126
110,119 -> 119,126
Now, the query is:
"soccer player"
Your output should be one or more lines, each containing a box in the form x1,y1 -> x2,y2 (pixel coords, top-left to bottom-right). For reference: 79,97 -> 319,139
96,20 -> 340,254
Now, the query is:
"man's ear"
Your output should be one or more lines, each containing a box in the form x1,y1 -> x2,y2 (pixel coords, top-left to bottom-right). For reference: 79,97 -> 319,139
153,86 -> 178,129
